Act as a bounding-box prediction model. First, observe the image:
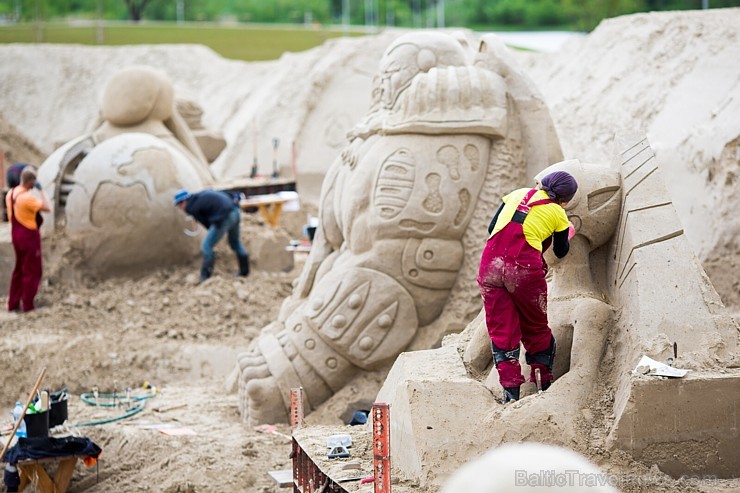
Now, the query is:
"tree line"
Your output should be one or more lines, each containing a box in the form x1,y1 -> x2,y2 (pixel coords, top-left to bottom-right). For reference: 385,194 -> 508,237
2,0 -> 738,31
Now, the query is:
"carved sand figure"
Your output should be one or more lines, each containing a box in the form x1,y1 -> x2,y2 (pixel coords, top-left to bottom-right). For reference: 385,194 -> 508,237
235,31 -> 563,425
377,135 -> 739,488
36,66 -> 215,274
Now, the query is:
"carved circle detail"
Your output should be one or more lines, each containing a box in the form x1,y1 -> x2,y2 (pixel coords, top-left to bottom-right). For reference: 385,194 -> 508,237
409,269 -> 418,278
311,299 -> 323,311
348,294 -> 362,309
378,314 -> 392,328
293,323 -> 302,333
332,315 -> 347,328
326,357 -> 338,369
305,339 -> 316,350
423,250 -> 433,260
359,336 -> 374,351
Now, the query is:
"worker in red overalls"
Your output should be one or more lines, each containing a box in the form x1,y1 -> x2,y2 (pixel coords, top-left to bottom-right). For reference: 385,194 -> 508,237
6,167 -> 50,313
477,171 -> 578,403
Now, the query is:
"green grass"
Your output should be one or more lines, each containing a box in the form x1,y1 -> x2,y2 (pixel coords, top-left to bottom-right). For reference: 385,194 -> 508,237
0,23 -> 366,61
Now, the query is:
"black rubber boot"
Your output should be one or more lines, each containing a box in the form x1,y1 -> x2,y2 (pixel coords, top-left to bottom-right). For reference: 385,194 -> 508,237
200,257 -> 215,282
237,253 -> 250,277
502,386 -> 520,404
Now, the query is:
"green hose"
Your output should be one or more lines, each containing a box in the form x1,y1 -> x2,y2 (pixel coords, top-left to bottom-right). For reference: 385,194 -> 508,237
73,387 -> 157,427
73,401 -> 146,427
80,389 -> 157,407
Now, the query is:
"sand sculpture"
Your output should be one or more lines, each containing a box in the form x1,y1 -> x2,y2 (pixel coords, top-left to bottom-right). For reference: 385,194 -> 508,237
377,135 -> 740,488
36,66 -> 216,273
235,31 -> 563,425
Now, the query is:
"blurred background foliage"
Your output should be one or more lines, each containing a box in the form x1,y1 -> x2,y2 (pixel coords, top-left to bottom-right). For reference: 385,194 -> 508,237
1,0 -> 738,31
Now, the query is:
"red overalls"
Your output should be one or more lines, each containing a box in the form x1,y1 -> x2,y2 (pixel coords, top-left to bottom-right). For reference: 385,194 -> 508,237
8,189 -> 43,312
477,189 -> 555,389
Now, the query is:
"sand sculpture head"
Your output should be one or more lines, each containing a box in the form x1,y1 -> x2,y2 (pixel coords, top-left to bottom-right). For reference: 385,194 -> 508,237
100,67 -> 174,125
372,32 -> 469,111
234,31 -> 564,426
36,65 -> 215,275
535,160 -> 621,254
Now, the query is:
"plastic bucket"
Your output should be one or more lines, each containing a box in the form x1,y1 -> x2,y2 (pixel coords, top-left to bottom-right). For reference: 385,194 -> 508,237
23,410 -> 49,438
49,398 -> 68,428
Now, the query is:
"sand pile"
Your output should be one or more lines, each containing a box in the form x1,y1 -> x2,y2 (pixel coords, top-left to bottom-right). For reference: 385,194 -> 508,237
0,115 -> 43,168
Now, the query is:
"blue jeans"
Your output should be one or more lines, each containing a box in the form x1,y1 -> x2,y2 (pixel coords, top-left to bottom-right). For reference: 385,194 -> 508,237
202,208 -> 247,263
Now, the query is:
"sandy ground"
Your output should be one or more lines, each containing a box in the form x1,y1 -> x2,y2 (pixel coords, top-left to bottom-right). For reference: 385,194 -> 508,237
0,201 -> 415,492
2,213 -> 738,493
0,210 -> 371,493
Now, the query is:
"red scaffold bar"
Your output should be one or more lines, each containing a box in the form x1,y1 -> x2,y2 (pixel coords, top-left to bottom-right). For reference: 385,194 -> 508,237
373,402 -> 391,493
290,387 -> 304,429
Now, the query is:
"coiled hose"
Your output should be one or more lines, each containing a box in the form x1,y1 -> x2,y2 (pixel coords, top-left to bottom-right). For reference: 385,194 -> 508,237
74,387 -> 157,427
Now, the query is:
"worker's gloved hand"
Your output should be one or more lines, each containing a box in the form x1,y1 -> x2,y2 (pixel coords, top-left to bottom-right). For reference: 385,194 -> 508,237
568,220 -> 576,240
34,180 -> 42,190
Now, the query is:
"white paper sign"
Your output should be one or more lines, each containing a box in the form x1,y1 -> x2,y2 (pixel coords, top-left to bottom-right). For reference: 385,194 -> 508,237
633,355 -> 689,378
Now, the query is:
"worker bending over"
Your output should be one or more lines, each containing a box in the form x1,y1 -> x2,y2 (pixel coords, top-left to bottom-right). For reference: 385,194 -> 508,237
477,171 -> 577,403
174,189 -> 250,282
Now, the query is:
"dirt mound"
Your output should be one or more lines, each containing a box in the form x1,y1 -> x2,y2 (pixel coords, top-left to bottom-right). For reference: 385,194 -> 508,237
0,113 -> 44,170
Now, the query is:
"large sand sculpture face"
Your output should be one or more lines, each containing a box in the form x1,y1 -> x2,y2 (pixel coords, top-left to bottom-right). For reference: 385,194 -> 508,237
235,31 -> 563,425
37,66 -> 214,273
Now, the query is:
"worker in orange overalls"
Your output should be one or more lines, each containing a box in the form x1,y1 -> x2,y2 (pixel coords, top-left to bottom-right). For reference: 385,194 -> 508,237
6,167 -> 50,313
477,171 -> 577,403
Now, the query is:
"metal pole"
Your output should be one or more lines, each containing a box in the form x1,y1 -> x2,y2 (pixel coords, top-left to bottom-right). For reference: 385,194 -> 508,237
342,0 -> 350,35
702,0 -> 709,9
251,121 -> 258,178
177,0 -> 184,23
437,0 -> 444,28
96,0 -> 104,43
272,138 -> 280,179
34,0 -> 42,43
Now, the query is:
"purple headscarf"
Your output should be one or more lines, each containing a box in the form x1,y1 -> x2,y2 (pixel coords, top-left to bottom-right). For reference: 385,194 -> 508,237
540,171 -> 578,203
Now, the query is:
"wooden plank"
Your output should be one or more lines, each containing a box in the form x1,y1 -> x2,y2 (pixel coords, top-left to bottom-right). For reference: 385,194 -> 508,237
18,463 -> 54,493
268,468 -> 293,488
53,456 -> 77,492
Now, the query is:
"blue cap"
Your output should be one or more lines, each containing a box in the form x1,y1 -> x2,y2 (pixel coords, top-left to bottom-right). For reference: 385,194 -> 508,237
173,189 -> 191,205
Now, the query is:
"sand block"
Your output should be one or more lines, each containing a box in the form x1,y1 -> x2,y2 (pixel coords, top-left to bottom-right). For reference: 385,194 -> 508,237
376,345 -> 493,489
608,371 -> 740,478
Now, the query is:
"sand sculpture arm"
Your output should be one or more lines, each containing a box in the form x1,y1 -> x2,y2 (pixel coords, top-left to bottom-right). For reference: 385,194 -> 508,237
294,152 -> 344,297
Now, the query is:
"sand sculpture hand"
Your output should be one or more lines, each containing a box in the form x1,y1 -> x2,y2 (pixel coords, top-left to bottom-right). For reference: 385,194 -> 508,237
236,31 -> 564,426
